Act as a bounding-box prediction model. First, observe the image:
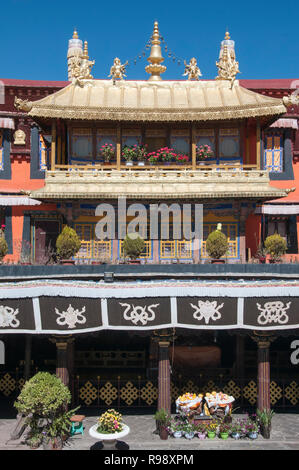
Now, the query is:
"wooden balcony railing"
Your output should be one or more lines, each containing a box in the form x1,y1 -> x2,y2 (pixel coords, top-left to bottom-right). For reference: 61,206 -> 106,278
53,163 -> 259,172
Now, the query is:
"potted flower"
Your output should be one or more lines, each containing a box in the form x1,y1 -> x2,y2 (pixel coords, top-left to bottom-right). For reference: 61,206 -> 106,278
56,226 -> 81,265
219,421 -> 231,439
195,422 -> 207,440
256,408 -> 274,439
206,224 -> 229,264
154,408 -> 171,440
147,152 -> 160,165
256,243 -> 267,264
246,418 -> 259,439
99,143 -> 115,163
206,421 -> 218,438
122,233 -> 145,264
170,417 -> 185,438
136,144 -> 148,166
183,422 -> 195,440
230,419 -> 243,439
176,154 -> 189,165
196,144 -> 214,165
156,147 -> 176,164
122,146 -> 137,166
97,409 -> 123,434
264,233 -> 287,263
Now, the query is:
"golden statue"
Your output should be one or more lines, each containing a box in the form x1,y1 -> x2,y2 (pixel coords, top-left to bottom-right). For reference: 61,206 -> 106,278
183,58 -> 202,80
69,40 -> 95,84
109,58 -> 128,81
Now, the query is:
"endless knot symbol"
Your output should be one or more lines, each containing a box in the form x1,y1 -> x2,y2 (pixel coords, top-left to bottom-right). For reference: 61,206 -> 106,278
119,303 -> 159,325
190,300 -> 224,324
0,305 -> 20,328
55,304 -> 86,329
256,301 -> 291,325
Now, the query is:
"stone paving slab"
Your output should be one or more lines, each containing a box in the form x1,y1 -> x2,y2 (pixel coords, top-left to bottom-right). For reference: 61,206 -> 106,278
0,414 -> 299,451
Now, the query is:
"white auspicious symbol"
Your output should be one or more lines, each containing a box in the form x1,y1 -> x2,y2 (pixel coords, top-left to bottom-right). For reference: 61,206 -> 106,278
256,301 -> 291,325
55,304 -> 87,329
0,305 -> 20,328
119,303 -> 159,326
190,300 -> 224,324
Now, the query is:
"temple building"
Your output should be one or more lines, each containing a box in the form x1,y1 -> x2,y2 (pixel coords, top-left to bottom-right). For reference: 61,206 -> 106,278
0,22 -> 299,414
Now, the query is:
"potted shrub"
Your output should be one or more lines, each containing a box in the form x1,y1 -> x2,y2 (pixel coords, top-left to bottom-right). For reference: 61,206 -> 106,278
176,154 -> 189,165
154,408 -> 171,440
122,234 -> 145,264
256,408 -> 274,439
56,226 -> 81,265
122,146 -> 137,166
196,144 -> 214,165
14,372 -> 74,450
136,144 -> 148,166
0,236 -> 8,264
99,143 -> 115,164
264,233 -> 287,263
206,224 -> 229,264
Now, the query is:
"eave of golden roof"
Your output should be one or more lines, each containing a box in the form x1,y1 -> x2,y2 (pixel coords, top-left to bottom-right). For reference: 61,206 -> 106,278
19,79 -> 286,122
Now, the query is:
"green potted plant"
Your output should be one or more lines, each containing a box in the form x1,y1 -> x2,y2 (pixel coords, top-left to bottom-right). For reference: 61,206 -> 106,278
136,144 -> 148,166
122,146 -> 137,166
99,143 -> 115,163
14,372 -> 73,450
256,408 -> 274,439
264,233 -> 287,263
122,233 -> 145,264
206,224 -> 229,264
154,408 -> 171,440
0,235 -> 8,263
56,226 -> 81,265
219,420 -> 231,439
206,420 -> 218,438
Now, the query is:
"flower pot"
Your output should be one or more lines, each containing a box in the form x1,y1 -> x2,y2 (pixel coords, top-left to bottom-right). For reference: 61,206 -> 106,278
125,161 -> 134,166
231,432 -> 241,439
198,432 -> 206,440
159,426 -> 169,440
248,432 -> 258,439
260,425 -> 271,439
184,432 -> 195,440
220,432 -> 229,440
138,161 -> 145,166
60,259 -> 75,265
207,431 -> 216,439
173,431 -> 183,438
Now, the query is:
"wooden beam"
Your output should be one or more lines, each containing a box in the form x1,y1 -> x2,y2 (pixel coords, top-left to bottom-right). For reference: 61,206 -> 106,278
51,121 -> 56,170
191,126 -> 197,170
116,124 -> 121,170
256,119 -> 261,170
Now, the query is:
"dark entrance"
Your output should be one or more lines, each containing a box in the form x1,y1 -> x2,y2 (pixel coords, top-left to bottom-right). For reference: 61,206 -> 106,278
34,219 -> 60,263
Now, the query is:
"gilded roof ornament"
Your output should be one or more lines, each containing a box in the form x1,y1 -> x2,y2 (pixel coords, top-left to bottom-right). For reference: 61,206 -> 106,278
216,31 -> 240,86
145,21 -> 166,81
183,58 -> 202,80
108,57 -> 128,82
14,96 -> 32,112
283,88 -> 299,107
69,40 -> 95,85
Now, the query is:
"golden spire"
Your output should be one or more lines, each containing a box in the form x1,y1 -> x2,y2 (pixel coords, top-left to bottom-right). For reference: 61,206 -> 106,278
82,41 -> 89,60
225,31 -> 230,40
145,21 -> 166,81
73,28 -> 79,39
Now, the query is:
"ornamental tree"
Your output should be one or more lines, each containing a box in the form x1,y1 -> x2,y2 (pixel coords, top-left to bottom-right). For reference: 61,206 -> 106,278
206,228 -> 229,260
0,236 -> 8,261
264,233 -> 287,261
122,234 -> 145,260
56,226 -> 81,260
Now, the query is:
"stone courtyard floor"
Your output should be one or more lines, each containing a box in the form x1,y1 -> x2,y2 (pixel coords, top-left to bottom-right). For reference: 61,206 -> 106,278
0,413 -> 299,451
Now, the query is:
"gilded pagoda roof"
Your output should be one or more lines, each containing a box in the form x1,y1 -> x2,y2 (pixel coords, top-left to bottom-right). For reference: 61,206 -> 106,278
21,79 -> 286,122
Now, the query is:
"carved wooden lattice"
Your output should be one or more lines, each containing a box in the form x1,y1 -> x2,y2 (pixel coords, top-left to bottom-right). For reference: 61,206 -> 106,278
270,381 -> 283,405
99,382 -> 118,405
243,380 -> 257,405
223,380 -> 241,400
0,373 -> 16,397
79,380 -> 98,406
284,381 -> 299,406
120,382 -> 139,406
140,382 -> 158,405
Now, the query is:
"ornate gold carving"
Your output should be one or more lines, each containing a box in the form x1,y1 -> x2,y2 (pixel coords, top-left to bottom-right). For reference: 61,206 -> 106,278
99,381 -> 118,405
0,373 -> 16,397
284,381 -> 299,405
109,58 -> 128,81
141,381 -> 158,405
223,380 -> 241,400
270,381 -> 282,405
145,21 -> 166,81
79,380 -> 97,406
283,89 -> 299,107
14,97 -> 32,112
183,58 -> 202,81
120,381 -> 138,405
243,380 -> 257,405
69,40 -> 95,85
216,44 -> 240,85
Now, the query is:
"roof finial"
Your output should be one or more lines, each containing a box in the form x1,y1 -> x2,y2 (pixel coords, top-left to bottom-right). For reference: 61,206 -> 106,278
73,28 -> 79,39
225,30 -> 230,40
145,21 -> 166,81
82,40 -> 89,60
216,30 -> 240,86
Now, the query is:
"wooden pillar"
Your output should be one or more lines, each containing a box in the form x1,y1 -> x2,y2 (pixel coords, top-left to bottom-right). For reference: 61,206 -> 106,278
51,121 -> 56,170
117,124 -> 121,170
252,332 -> 275,412
153,239 -> 159,263
235,335 -> 245,378
158,341 -> 171,413
67,338 -> 75,405
191,126 -> 197,170
256,119 -> 261,170
50,336 -> 71,387
24,335 -> 32,381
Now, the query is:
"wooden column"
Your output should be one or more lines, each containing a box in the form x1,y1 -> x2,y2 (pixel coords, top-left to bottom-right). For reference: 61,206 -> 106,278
51,121 -> 56,170
256,119 -> 261,170
252,332 -> 275,412
158,341 -> 171,413
191,126 -> 197,170
116,124 -> 121,170
24,335 -> 32,381
235,335 -> 245,378
67,337 -> 75,405
50,336 -> 71,387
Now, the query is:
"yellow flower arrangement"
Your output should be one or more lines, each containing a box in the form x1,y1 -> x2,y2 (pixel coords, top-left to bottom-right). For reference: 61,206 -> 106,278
97,409 -> 123,434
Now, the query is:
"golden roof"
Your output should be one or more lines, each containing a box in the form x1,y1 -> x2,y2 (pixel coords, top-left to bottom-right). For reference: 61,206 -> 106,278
22,79 -> 286,122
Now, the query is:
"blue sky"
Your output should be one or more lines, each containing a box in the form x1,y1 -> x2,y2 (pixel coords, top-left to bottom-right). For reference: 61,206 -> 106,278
2,0 -> 298,81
